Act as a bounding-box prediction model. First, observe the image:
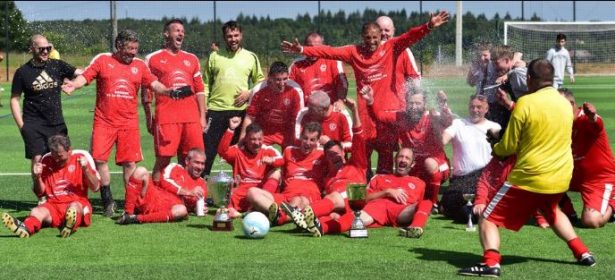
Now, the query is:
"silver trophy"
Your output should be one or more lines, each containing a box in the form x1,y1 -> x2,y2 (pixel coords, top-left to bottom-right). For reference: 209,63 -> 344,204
463,193 -> 476,232
347,183 -> 368,238
208,161 -> 234,231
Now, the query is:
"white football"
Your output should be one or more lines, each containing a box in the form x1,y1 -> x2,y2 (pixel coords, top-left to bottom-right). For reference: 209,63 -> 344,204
242,212 -> 270,239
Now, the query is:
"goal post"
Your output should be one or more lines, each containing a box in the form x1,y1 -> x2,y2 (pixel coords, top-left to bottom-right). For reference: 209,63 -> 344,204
504,21 -> 615,76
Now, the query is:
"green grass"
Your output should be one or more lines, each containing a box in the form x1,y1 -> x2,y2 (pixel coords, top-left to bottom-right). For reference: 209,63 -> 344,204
1,76 -> 615,279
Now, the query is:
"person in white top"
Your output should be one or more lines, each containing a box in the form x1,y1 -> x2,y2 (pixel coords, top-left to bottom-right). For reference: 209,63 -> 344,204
440,94 -> 501,222
546,33 -> 575,89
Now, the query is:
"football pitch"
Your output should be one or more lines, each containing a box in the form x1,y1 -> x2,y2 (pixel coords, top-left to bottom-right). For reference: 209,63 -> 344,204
0,76 -> 614,279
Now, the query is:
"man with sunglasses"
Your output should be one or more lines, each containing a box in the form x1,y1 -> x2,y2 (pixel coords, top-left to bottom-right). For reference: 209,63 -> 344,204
11,34 -> 81,201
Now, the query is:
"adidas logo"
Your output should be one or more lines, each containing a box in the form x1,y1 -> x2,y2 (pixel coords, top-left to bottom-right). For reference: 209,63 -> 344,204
32,70 -> 58,91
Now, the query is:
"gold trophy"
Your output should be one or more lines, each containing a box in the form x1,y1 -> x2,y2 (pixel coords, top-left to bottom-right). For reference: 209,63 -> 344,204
347,183 -> 368,238
209,165 -> 234,231
463,193 -> 476,232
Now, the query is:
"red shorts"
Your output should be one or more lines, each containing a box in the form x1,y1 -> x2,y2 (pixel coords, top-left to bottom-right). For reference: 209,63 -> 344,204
229,183 -> 259,212
483,184 -> 563,231
154,122 -> 204,157
40,199 -> 92,228
570,181 -> 614,215
475,156 -> 516,205
139,188 -> 183,214
410,156 -> 450,183
362,198 -> 411,227
273,180 -> 321,204
91,124 -> 143,165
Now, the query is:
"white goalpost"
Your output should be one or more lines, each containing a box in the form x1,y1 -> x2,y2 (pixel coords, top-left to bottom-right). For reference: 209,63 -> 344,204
504,21 -> 615,76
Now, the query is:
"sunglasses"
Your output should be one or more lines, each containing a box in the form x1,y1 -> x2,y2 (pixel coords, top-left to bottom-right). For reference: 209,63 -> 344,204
38,46 -> 52,53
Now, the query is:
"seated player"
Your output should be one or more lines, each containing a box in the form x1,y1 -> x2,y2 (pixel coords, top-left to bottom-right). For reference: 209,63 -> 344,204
218,117 -> 283,217
362,87 -> 452,212
284,98 -> 365,227
2,135 -> 100,238
246,122 -> 326,226
158,148 -> 209,214
558,88 -> 615,228
241,61 -> 304,148
293,147 -> 430,238
295,90 -> 352,149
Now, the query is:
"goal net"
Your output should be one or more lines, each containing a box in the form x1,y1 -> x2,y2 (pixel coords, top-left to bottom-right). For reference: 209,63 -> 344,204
504,21 -> 615,76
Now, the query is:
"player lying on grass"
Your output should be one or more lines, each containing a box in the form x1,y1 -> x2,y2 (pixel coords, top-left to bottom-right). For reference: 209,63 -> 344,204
2,135 -> 100,238
117,149 -> 207,225
218,117 -> 283,218
291,147 -> 432,238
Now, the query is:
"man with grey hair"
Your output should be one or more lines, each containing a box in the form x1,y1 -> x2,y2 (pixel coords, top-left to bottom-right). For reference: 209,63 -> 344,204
11,34 -> 81,201
62,29 -> 177,217
295,90 -> 352,149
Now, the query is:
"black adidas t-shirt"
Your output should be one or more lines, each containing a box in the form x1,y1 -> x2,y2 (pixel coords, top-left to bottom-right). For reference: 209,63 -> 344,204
12,59 -> 76,125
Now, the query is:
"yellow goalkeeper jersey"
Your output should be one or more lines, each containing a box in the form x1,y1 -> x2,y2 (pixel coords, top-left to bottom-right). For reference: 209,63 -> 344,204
493,86 -> 573,194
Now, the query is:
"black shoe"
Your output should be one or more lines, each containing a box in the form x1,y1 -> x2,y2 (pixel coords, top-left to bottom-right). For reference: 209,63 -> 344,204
103,200 -> 116,218
60,206 -> 78,238
116,213 -> 138,225
578,252 -> 596,267
431,203 -> 440,215
458,263 -> 501,277
268,203 -> 280,226
2,212 -> 30,238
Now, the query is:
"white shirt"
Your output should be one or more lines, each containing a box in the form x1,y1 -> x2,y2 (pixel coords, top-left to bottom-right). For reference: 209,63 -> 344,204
546,46 -> 574,85
444,118 -> 501,176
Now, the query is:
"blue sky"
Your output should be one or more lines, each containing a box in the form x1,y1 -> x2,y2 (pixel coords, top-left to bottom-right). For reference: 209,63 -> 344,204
15,1 -> 615,22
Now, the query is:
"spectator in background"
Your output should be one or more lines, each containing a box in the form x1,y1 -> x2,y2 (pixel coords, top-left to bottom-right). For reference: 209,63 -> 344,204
466,42 -> 497,96
546,33 -> 575,89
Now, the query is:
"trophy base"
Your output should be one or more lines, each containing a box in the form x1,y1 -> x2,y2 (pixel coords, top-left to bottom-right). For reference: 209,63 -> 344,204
212,220 -> 234,231
349,229 -> 368,238
465,226 -> 476,232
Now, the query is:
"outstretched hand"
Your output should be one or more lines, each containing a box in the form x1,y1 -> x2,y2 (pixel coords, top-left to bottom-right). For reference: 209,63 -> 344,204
429,11 -> 450,28
359,86 -> 374,105
281,38 -> 303,54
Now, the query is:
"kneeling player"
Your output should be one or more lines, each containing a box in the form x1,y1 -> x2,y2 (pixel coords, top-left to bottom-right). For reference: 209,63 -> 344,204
293,148 -> 430,238
2,135 -> 100,238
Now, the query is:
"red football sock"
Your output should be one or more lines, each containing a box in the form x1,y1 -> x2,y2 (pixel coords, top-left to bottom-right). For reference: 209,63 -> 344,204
410,200 -> 432,228
337,211 -> 355,232
567,237 -> 589,260
559,194 -> 577,217
23,216 -> 41,234
312,199 -> 335,218
262,178 -> 280,194
321,212 -> 355,234
425,171 -> 443,203
277,209 -> 289,226
124,178 -> 143,215
72,211 -> 83,231
137,210 -> 173,223
483,249 -> 501,267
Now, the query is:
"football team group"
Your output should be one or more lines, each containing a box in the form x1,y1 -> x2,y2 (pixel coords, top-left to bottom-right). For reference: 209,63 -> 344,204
3,9 -> 614,277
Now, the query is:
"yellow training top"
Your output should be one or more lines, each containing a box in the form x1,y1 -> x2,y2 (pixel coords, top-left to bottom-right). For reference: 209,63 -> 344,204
493,86 -> 573,194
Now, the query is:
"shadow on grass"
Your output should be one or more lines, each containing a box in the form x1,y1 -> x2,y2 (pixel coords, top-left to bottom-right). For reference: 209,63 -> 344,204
410,247 -> 575,267
187,224 -> 211,230
0,200 -> 38,212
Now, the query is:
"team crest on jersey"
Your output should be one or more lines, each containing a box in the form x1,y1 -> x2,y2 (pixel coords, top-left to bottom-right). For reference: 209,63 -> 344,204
131,67 -> 138,74
329,123 -> 337,131
283,98 -> 290,106
68,164 -> 76,173
320,64 -> 327,72
183,60 -> 191,67
408,183 -> 416,190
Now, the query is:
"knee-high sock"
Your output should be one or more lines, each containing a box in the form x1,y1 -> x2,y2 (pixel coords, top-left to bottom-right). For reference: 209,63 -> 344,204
321,211 -> 355,234
410,200 -> 432,228
425,171 -> 443,204
137,210 -> 174,223
483,249 -> 501,267
23,216 -> 42,235
312,198 -> 335,218
124,180 -> 143,215
567,237 -> 589,260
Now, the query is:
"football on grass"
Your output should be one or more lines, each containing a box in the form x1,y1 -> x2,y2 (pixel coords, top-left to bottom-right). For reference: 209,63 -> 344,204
242,212 -> 270,239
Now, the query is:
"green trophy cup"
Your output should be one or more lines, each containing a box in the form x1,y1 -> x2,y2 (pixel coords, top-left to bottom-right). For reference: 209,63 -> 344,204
347,183 -> 368,238
209,166 -> 234,231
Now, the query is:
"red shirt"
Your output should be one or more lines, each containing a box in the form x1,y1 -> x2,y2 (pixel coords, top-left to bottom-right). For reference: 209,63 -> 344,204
324,127 -> 368,191
282,146 -> 327,187
289,57 -> 347,105
247,82 -> 304,141
571,111 -> 615,185
145,49 -> 205,124
367,174 -> 425,205
302,24 -> 431,139
40,150 -> 99,203
82,53 -> 157,129
295,108 -> 352,149
218,129 -> 284,184
160,163 -> 207,197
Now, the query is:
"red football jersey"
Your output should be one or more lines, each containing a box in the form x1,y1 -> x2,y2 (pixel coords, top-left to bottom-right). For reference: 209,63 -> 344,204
571,111 -> 615,185
302,24 -> 431,139
82,53 -> 157,129
160,163 -> 207,197
289,57 -> 347,104
40,149 -> 99,203
144,49 -> 205,124
324,127 -> 369,190
218,130 -> 284,184
247,82 -> 304,141
367,174 -> 425,205
282,146 -> 326,186
295,108 -> 352,149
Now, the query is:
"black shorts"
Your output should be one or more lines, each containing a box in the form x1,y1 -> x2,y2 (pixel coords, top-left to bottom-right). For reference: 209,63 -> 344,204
20,122 -> 68,159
